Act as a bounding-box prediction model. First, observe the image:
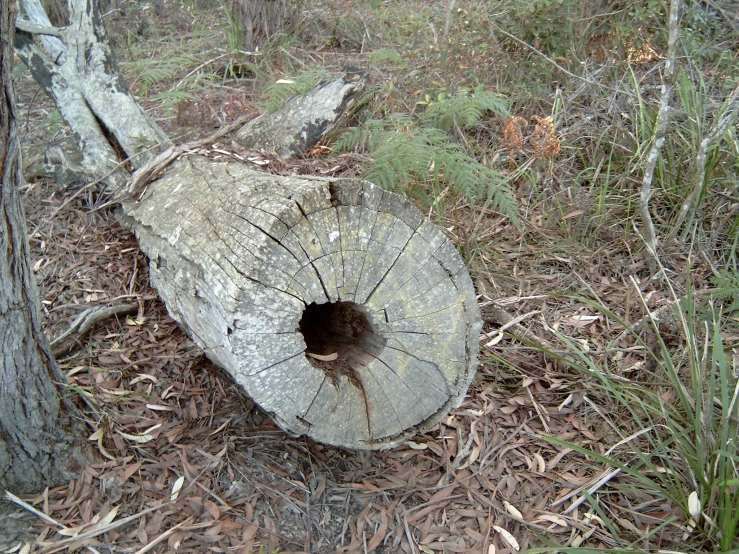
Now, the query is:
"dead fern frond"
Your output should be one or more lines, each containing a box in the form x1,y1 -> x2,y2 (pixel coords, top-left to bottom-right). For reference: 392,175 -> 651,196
530,115 -> 560,159
502,116 -> 527,167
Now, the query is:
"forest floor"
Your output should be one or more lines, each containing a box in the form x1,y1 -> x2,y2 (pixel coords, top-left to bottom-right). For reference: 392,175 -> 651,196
4,1 -> 739,553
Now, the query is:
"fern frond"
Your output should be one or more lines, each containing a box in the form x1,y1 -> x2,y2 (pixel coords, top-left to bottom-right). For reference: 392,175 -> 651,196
332,118 -> 519,224
368,48 -> 407,68
711,270 -> 739,311
422,86 -> 509,132
128,56 -> 199,97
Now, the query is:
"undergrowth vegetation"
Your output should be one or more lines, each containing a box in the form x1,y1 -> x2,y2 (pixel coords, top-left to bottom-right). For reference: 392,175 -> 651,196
74,0 -> 739,551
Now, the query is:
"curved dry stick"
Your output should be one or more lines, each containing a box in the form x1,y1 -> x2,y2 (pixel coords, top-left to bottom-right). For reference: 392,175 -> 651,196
51,303 -> 138,357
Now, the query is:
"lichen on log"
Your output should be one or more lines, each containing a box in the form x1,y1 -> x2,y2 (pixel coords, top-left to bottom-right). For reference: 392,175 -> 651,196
119,156 -> 481,449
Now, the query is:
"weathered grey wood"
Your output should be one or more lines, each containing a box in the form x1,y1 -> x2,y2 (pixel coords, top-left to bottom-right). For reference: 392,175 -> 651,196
233,68 -> 367,158
15,0 -> 481,450
21,137 -> 87,186
118,156 -> 481,449
19,0 -> 65,61
15,0 -> 169,190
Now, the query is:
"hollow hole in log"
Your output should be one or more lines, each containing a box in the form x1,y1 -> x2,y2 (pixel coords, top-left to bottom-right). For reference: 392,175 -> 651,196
298,301 -> 386,385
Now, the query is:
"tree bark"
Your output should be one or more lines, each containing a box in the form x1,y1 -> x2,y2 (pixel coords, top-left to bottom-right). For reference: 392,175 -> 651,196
1,0 -> 90,494
228,0 -> 300,51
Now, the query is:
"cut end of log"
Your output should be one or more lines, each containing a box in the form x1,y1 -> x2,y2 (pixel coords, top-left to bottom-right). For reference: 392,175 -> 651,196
121,156 -> 481,449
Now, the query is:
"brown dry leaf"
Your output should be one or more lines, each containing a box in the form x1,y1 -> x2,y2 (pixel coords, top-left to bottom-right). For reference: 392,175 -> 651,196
121,461 -> 143,483
203,499 -> 220,520
366,509 -> 388,552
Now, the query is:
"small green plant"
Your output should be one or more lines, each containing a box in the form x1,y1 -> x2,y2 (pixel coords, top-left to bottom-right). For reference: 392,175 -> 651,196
261,69 -> 333,113
367,47 -> 407,68
419,84 -> 509,133
334,87 -> 519,223
42,109 -> 65,136
711,269 -> 739,313
126,55 -> 199,98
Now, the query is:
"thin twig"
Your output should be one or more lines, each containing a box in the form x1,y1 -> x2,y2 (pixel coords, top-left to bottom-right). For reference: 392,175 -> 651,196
51,303 -> 139,356
174,52 -> 231,89
132,518 -> 199,554
485,19 -> 624,94
33,503 -> 167,554
124,114 -> 253,200
4,490 -> 67,529
481,301 -> 554,350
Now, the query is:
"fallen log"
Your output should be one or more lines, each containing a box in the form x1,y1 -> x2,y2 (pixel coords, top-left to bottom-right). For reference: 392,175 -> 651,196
119,156 -> 481,449
16,0 -> 481,449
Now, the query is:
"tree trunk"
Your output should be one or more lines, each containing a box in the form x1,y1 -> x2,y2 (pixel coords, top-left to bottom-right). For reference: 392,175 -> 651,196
228,0 -> 300,51
16,0 -> 482,450
1,0 -> 90,494
15,0 -> 169,190
119,157 -> 481,449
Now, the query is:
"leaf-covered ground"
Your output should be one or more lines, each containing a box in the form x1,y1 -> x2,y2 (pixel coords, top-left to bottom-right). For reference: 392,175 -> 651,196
4,1 -> 738,552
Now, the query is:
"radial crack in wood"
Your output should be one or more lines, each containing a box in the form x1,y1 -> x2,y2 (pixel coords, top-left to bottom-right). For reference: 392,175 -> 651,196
118,156 -> 480,449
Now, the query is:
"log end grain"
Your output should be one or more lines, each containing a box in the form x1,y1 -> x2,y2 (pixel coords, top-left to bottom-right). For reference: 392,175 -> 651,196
121,157 -> 481,449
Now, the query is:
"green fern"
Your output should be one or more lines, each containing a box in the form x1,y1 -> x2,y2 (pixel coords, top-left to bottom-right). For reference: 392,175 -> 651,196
262,69 -> 333,113
333,90 -> 517,223
127,55 -> 199,98
368,48 -> 407,68
334,113 -> 519,224
420,85 -> 509,131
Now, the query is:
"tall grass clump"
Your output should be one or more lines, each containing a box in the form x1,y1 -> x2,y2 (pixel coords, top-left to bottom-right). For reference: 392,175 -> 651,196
535,285 -> 739,552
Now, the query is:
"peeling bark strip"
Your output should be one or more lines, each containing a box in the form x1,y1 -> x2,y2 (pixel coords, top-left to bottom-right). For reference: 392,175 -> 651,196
119,157 -> 481,449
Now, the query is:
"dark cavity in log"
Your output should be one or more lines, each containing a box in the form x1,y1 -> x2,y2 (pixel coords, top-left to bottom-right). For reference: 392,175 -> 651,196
299,301 -> 386,388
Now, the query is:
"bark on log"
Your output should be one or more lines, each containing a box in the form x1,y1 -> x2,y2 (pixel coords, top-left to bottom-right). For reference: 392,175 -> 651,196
233,68 -> 367,158
119,156 -> 481,449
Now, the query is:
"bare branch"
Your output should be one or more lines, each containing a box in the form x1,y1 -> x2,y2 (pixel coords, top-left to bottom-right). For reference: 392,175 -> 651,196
667,85 -> 739,243
18,0 -> 65,62
638,0 -> 681,261
15,17 -> 62,37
